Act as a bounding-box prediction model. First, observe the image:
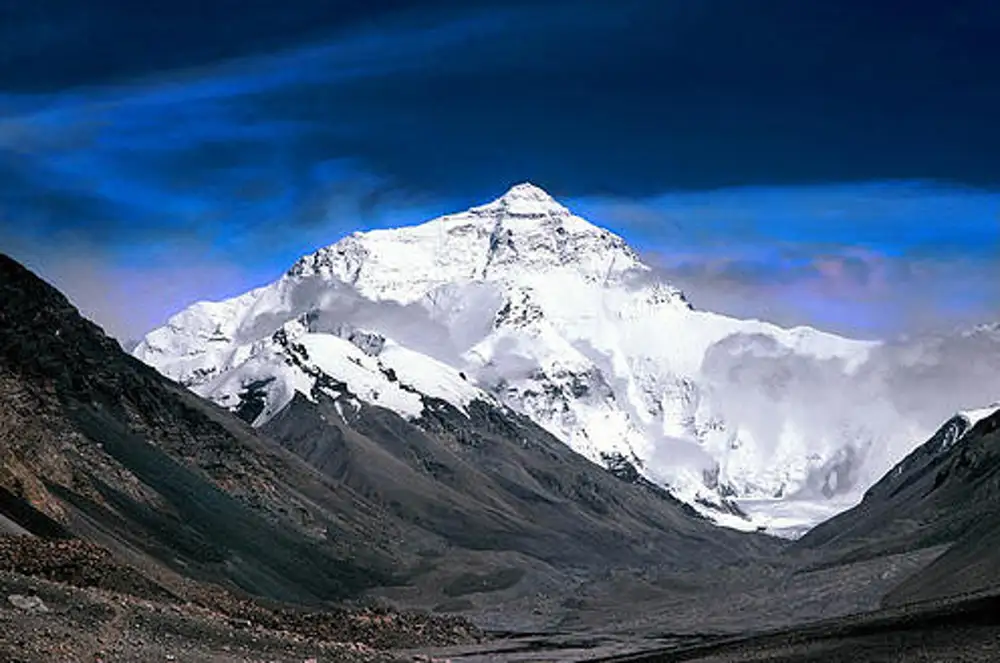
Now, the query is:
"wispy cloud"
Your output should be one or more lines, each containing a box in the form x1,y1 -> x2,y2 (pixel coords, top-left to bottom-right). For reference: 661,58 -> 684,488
573,182 -> 1000,253
1,9 -> 544,338
0,230 -> 254,342
0,9 -> 515,238
573,183 -> 1000,337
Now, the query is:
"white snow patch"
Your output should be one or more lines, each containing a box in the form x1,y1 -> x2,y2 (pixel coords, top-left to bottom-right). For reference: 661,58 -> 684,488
957,402 -> 1000,430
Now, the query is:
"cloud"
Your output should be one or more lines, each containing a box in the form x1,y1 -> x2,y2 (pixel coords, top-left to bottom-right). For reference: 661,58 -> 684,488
1,1 -> 584,92
697,322 -> 1000,500
574,182 -> 1000,253
659,252 -> 1000,338
2,5 -> 565,261
5,3 -> 1000,209
576,183 -> 1000,337
641,248 -> 1000,338
1,229 -> 259,342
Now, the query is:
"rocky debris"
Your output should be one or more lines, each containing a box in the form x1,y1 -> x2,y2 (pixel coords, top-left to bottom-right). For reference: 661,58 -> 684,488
0,570 -> 402,663
0,536 -> 175,601
0,533 -> 481,661
181,584 -> 484,651
7,593 -> 48,612
1,564 -> 481,662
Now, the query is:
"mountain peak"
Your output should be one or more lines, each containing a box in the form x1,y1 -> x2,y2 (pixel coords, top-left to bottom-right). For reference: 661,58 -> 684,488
471,182 -> 571,218
501,181 -> 557,201
283,181 -> 640,290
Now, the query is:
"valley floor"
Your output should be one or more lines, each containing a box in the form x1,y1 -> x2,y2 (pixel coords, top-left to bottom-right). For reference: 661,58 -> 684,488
402,594 -> 1000,663
0,537 -> 479,663
1,534 -> 995,662
597,593 -> 1000,663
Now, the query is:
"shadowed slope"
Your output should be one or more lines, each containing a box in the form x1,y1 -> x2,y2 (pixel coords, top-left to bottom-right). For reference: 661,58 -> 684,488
265,391 -> 779,572
0,252 -> 395,602
798,406 -> 1000,605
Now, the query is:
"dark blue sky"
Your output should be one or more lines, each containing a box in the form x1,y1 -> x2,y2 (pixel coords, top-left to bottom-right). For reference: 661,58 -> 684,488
1,0 -> 998,338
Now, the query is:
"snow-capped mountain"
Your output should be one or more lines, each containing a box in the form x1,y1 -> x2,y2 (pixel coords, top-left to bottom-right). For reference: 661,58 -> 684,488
135,183 -> 993,530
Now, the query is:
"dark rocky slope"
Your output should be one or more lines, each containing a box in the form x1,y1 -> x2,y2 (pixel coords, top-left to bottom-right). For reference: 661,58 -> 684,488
265,392 -> 777,572
797,407 -> 1000,605
0,252 -> 406,603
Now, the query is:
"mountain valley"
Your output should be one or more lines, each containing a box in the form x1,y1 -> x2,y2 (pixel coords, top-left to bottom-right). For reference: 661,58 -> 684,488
130,184 -> 1000,536
5,0 -> 998,657
3,227 -> 1000,660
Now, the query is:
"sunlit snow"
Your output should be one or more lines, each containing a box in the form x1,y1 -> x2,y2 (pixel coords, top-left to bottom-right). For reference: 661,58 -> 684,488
134,183 -> 1000,534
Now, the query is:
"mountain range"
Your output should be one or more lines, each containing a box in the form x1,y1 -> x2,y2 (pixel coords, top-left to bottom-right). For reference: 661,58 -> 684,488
3,239 -> 1000,660
134,183 -> 1000,533
0,220 -> 1000,662
0,250 -> 776,637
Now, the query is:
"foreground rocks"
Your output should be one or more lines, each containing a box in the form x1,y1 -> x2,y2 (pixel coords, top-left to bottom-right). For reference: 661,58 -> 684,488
0,536 -> 176,601
0,535 -> 480,662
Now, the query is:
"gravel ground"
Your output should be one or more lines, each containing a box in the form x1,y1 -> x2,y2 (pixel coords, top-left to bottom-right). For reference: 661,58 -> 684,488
587,593 -> 1000,663
0,569 -> 479,663
0,536 -> 481,663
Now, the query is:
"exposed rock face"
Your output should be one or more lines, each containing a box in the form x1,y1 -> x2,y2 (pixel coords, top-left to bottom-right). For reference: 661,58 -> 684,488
261,388 -> 775,572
